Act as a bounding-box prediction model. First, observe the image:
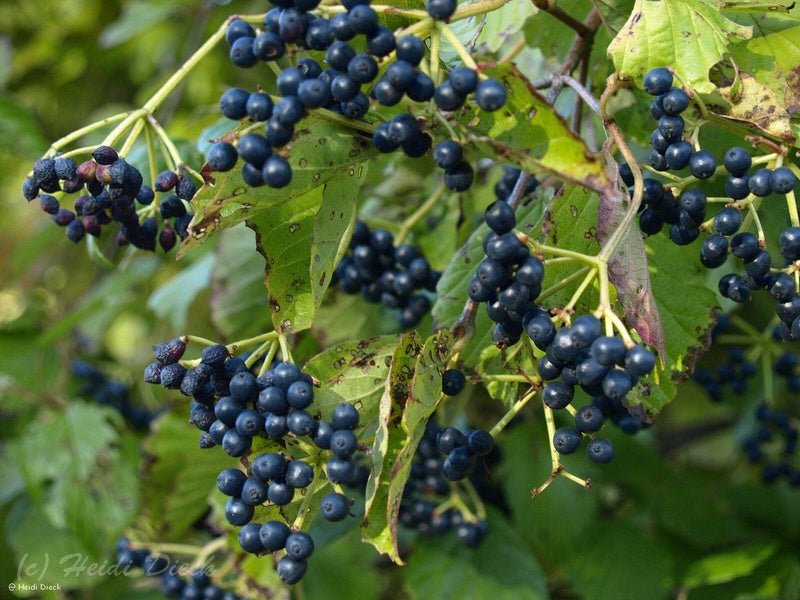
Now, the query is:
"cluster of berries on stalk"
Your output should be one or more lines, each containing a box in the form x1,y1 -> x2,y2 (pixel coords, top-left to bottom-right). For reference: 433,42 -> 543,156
333,220 -> 439,328
467,173 -> 655,462
23,146 -> 196,251
742,403 -> 800,487
115,538 -> 242,599
71,360 -> 156,430
205,0 -> 507,191
400,419 -> 490,548
143,337 -> 365,585
632,67 -> 800,340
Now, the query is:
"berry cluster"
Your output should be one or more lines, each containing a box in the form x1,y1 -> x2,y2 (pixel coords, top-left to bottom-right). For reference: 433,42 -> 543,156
643,67 -> 715,178
22,146 -> 196,251
71,361 -> 156,430
115,539 -> 242,599
539,314 -> 655,463
205,0 -> 507,191
775,351 -> 800,393
400,420 -> 489,548
467,199 -> 546,347
144,338 -> 366,584
694,346 -> 757,402
742,404 -> 800,487
632,67 -> 800,339
334,220 -> 439,328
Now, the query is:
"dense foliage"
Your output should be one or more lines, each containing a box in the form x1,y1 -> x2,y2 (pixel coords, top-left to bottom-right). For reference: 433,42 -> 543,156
2,0 -> 800,598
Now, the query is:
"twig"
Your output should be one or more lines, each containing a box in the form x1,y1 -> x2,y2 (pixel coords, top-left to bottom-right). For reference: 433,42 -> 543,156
531,0 -> 593,37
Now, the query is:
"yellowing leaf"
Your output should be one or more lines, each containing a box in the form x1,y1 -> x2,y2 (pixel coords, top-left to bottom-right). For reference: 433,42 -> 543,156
608,0 -> 752,94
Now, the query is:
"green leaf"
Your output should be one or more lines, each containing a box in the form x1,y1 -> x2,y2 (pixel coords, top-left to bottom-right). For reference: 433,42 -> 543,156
310,169 -> 365,309
635,233 -> 717,413
474,0 -> 536,53
562,519 -> 676,600
712,72 -> 795,142
728,10 -> 800,139
313,291 -> 397,345
141,413 -> 233,538
99,1 -> 177,47
246,165 -> 369,334
361,332 -> 422,562
432,197 -> 545,368
0,96 -> 47,158
455,64 -> 610,191
41,256 -> 161,345
499,423 -> 598,560
539,186 -> 602,310
304,525 -> 381,600
245,186 -> 320,333
210,226 -> 270,338
594,0 -> 637,34
304,334 -> 403,423
608,0 -> 752,94
684,542 -> 777,588
180,112 -> 377,255
404,507 -> 548,600
146,253 -> 214,330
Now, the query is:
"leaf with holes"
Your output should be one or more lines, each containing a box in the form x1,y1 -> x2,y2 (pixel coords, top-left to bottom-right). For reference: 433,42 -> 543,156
454,64 -> 610,193
362,332 -> 422,563
304,335 -> 402,424
608,0 -> 752,94
310,169 -> 365,309
179,112 -> 376,257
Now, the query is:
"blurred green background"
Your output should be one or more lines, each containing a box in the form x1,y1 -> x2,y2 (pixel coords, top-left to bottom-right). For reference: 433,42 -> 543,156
1,1 -> 799,599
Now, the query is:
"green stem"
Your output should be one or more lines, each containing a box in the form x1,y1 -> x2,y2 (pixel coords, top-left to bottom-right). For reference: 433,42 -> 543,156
396,184 -> 446,244
314,106 -> 377,135
244,340 -> 278,369
118,118 -> 146,157
259,342 -> 280,376
228,331 -> 278,353
451,0 -> 510,21
480,374 -> 529,382
148,114 -> 183,170
564,266 -> 598,312
543,405 -> 561,469
459,479 -> 487,520
47,111 -> 131,155
131,542 -> 204,555
190,537 -> 228,570
102,108 -> 149,149
786,190 -> 799,228
144,122 -> 160,209
142,16 -> 235,114
437,22 -> 479,71
525,239 -> 599,266
52,145 -> 100,160
536,265 -> 590,302
489,389 -> 538,437
292,476 -> 328,530
279,334 -> 294,363
182,334 -> 218,346
430,28 -> 442,85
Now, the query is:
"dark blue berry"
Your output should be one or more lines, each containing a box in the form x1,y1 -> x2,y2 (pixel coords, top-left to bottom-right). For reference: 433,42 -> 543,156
220,88 -> 250,120
427,0 -> 457,20
586,437 -> 614,463
320,492 -> 351,521
643,68 -> 673,96
475,79 -> 507,111
553,427 -> 581,454
723,147 -> 751,175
